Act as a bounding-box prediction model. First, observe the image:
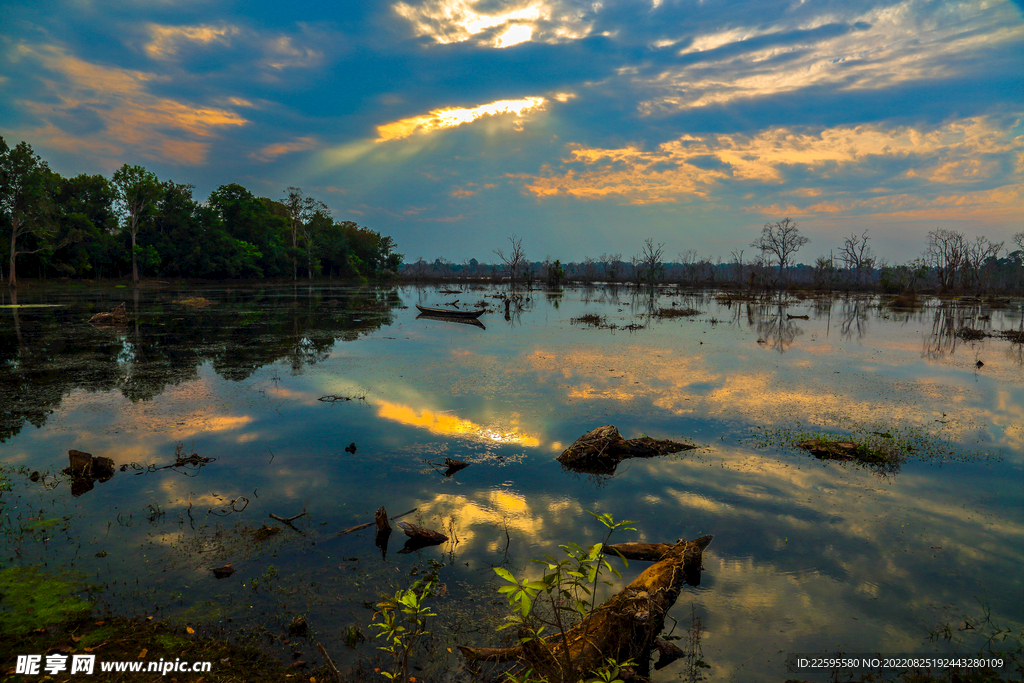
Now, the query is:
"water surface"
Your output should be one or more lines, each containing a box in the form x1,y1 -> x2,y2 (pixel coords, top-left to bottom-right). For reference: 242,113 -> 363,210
1,283 -> 1021,681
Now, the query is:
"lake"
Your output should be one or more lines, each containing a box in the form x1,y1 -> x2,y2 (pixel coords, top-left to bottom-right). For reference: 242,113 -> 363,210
1,283 -> 1021,682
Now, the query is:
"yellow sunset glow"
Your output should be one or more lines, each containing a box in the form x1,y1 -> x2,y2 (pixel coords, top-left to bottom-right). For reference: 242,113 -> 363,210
376,96 -> 546,141
376,400 -> 541,447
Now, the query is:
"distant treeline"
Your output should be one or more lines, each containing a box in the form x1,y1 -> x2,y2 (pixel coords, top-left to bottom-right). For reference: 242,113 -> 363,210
403,226 -> 1024,295
1,136 -> 402,287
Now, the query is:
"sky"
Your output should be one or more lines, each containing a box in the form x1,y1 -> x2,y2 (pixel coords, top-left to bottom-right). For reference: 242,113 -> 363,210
1,0 -> 1022,265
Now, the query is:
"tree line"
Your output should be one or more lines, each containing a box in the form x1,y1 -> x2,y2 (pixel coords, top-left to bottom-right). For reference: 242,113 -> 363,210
0,136 -> 403,287
403,222 -> 1024,295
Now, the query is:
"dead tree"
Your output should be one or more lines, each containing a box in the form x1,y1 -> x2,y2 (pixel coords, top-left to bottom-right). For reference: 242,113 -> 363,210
494,234 -> 528,282
750,218 -> 808,286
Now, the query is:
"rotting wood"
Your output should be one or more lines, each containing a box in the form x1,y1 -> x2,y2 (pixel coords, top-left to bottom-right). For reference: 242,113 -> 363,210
336,507 -> 417,536
397,521 -> 447,544
375,506 -> 391,532
557,425 -> 697,475
458,535 -> 713,681
88,302 -> 130,326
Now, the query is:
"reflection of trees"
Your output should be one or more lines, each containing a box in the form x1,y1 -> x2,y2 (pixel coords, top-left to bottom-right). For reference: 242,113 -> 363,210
754,304 -> 803,353
838,297 -> 869,341
921,302 -> 986,360
0,286 -> 401,442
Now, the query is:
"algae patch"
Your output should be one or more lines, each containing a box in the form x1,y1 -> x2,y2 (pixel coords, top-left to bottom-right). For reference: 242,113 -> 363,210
0,566 -> 93,636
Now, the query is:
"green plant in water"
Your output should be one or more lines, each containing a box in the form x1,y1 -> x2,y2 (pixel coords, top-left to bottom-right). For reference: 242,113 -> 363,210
371,561 -> 442,682
0,566 -> 93,636
493,511 -> 636,683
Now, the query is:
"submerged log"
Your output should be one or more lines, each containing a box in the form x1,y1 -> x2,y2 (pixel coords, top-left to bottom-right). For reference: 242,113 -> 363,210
557,425 -> 697,475
458,535 -> 713,680
396,520 -> 448,554
797,439 -> 890,466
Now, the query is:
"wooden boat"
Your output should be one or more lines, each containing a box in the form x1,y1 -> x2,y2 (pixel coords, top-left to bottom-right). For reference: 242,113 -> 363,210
415,305 -> 485,319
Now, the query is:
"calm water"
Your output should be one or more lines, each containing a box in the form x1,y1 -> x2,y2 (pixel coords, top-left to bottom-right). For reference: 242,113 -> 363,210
1,283 -> 1022,682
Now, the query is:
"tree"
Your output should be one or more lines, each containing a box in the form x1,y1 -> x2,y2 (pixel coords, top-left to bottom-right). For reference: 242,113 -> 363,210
923,229 -> 967,292
111,164 -> 162,284
750,217 -> 808,285
494,234 -> 527,282
635,238 -> 665,284
964,236 -> 1003,293
838,230 -> 874,287
1013,231 -> 1023,252
282,187 -> 325,280
0,138 -> 60,288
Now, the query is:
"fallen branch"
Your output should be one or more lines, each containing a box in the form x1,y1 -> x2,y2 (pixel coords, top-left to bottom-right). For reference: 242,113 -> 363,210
316,642 -> 342,683
269,511 -> 307,532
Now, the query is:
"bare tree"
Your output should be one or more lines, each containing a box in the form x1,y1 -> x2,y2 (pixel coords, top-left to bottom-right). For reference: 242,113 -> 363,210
964,236 -> 1003,293
637,238 -> 665,284
600,252 -> 621,281
838,230 -> 875,287
494,234 -> 527,282
924,229 -> 968,292
1013,231 -> 1023,251
750,218 -> 808,285
729,249 -> 745,286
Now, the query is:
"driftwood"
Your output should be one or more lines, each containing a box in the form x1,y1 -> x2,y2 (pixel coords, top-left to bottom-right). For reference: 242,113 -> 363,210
458,535 -> 713,680
557,426 -> 697,475
88,302 -> 130,326
397,520 -> 448,554
786,314 -> 809,320
336,507 -> 417,536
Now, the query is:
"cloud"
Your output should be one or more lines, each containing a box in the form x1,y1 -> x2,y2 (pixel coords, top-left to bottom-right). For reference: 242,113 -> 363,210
376,95 -> 546,140
632,0 -> 1023,114
145,23 -> 238,60
12,43 -> 247,166
249,136 -> 319,162
392,0 -> 595,48
517,117 -> 1024,219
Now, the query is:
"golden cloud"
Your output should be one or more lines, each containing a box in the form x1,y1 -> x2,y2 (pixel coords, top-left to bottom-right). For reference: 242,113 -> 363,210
518,117 -> 1024,216
16,43 -> 247,165
145,23 -> 238,59
376,96 -> 546,141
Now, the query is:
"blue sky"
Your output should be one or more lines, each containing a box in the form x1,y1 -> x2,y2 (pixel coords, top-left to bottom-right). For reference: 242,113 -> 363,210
1,0 -> 1022,264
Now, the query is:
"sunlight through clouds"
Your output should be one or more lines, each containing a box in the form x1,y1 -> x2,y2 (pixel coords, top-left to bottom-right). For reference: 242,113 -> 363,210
392,0 -> 593,47
376,96 -> 546,140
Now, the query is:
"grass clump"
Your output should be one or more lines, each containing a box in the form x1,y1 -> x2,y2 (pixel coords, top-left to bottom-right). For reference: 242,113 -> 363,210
571,313 -> 606,327
173,297 -> 212,307
655,307 -> 702,318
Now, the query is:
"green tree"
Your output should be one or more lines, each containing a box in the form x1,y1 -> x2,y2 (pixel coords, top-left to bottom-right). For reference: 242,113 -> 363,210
209,184 -> 289,277
52,173 -> 117,277
0,138 -> 61,288
111,164 -> 162,284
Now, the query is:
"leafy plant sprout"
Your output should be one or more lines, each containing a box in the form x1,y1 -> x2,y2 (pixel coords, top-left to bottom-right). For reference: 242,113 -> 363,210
493,511 -> 637,683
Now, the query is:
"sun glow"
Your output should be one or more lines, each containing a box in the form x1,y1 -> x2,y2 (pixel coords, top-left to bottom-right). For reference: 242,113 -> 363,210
376,96 -> 546,141
376,400 -> 541,447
